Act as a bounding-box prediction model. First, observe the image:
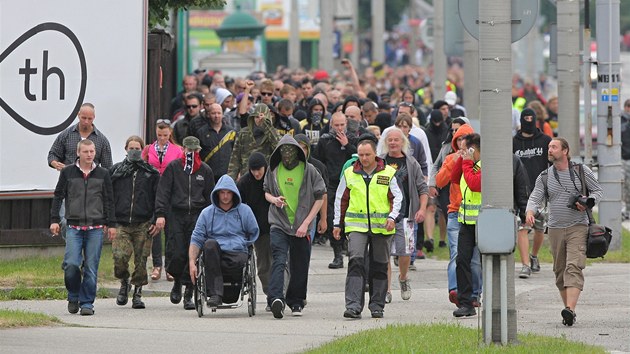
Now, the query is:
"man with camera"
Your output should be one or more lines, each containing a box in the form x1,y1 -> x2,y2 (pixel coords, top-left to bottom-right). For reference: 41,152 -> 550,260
526,137 -> 602,326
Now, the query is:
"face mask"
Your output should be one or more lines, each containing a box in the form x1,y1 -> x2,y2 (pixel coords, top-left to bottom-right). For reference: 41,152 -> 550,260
280,145 -> 299,170
520,117 -> 536,134
127,149 -> 143,162
311,112 -> 322,126
347,119 -> 359,133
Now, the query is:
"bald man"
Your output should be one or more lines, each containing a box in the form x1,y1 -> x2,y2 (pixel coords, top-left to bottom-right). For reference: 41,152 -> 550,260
190,103 -> 235,182
48,103 -> 113,170
313,112 -> 359,269
344,106 -> 370,137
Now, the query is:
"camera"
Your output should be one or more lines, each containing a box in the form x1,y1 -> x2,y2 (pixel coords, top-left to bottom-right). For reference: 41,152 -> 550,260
566,194 -> 595,210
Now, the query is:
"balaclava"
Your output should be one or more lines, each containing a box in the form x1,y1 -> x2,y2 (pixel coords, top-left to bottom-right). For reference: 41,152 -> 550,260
520,108 -> 537,134
280,144 -> 299,170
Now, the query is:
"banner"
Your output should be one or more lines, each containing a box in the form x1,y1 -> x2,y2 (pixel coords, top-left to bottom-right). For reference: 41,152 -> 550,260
0,0 -> 147,191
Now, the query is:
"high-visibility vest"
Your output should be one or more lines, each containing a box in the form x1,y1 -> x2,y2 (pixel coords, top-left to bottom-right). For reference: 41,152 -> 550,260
458,161 -> 482,225
343,165 -> 397,235
513,97 -> 526,112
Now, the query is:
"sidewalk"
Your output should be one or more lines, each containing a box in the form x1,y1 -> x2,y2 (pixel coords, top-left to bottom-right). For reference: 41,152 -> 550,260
0,245 -> 628,353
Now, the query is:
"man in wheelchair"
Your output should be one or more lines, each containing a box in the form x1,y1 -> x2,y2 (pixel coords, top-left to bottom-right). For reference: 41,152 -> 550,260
188,175 -> 259,307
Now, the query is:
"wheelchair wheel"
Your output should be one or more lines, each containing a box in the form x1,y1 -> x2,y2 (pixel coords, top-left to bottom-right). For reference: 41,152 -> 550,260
247,253 -> 257,317
195,257 -> 205,317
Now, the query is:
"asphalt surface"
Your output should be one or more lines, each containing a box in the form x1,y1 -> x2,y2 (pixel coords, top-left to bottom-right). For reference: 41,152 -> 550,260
1,239 -> 629,354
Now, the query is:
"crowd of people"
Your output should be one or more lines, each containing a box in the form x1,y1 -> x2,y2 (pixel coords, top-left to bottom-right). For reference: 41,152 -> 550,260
46,60 -> 623,326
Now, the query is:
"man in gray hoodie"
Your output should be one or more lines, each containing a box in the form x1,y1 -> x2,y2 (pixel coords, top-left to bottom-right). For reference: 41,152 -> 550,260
264,135 -> 326,319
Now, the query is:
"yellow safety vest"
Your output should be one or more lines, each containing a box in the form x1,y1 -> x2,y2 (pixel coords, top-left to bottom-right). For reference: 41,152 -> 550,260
458,161 -> 482,225
343,165 -> 397,235
513,97 -> 526,112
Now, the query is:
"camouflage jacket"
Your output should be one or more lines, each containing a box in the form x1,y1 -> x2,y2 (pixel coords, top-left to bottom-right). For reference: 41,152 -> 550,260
227,114 -> 280,180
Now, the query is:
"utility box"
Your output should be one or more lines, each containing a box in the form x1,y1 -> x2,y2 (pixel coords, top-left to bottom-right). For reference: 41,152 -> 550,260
476,208 -> 517,254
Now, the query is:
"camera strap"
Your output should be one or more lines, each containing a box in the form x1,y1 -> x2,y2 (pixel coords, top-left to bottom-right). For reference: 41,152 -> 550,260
551,163 -> 581,194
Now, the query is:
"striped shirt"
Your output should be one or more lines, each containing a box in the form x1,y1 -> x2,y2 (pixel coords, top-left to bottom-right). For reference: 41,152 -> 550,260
47,123 -> 113,168
526,164 -> 603,228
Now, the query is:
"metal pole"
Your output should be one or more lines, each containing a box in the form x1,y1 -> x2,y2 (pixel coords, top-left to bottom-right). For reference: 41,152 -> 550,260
596,0 -> 623,250
478,0 -> 517,343
433,0 -> 446,100
319,0 -> 334,71
483,255 -> 492,344
288,0 -> 300,70
584,0 -> 594,166
556,0 -> 581,161
408,1 -> 418,66
351,0 -> 359,66
371,0 -> 385,64
500,255 -> 508,345
463,30 -> 479,119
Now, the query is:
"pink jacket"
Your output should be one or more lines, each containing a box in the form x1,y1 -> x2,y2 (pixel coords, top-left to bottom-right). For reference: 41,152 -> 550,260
143,141 -> 184,175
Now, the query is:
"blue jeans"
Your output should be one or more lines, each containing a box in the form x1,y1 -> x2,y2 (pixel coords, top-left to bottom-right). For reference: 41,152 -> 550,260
64,227 -> 104,309
447,212 -> 482,299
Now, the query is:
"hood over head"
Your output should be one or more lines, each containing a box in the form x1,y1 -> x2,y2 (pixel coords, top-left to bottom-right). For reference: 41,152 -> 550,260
248,103 -> 272,126
269,134 -> 307,170
215,88 -> 233,105
293,133 -> 311,159
211,175 -> 242,207
451,123 -> 474,151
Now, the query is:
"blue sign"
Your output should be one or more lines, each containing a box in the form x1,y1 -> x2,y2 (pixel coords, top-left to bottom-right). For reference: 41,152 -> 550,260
612,95 -> 619,102
602,95 -> 609,102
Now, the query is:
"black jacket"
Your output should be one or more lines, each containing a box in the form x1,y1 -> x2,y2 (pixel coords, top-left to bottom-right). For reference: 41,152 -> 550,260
622,112 -> 630,160
513,128 -> 552,187
425,123 -> 449,161
313,132 -> 357,187
155,158 -> 215,217
51,164 -> 115,227
237,171 -> 271,234
110,162 -> 160,225
513,155 -> 530,223
189,117 -> 235,180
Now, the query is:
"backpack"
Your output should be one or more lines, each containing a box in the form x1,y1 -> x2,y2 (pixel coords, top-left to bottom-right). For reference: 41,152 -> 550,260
540,163 -> 612,258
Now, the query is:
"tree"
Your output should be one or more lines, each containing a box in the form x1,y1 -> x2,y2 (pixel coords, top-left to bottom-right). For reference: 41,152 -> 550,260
149,0 -> 225,29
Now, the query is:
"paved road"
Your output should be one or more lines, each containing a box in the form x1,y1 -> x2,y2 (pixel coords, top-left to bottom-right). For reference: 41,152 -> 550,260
0,245 -> 628,353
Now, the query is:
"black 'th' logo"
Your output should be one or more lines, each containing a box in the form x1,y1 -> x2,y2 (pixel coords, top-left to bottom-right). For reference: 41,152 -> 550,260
0,22 -> 87,135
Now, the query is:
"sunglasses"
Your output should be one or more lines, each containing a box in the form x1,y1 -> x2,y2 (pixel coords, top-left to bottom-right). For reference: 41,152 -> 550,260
156,119 -> 171,125
261,92 -> 274,97
186,105 -> 199,109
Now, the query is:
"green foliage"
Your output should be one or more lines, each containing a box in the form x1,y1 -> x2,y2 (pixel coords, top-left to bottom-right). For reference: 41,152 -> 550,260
0,286 -> 67,301
0,245 -> 116,289
306,323 -> 606,353
149,0 -> 226,29
0,309 -> 61,329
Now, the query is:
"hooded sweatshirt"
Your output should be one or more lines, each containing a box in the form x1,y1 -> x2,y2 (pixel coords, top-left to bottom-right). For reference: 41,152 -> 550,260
513,127 -> 551,187
435,124 -> 475,213
264,135 -> 326,236
190,175 -> 259,253
227,105 -> 280,180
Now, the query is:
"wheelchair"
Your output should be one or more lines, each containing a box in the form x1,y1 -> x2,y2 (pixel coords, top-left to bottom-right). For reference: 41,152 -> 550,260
193,247 -> 257,317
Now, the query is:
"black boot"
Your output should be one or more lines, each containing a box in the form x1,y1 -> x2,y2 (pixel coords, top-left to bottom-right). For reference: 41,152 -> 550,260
116,279 -> 131,306
328,244 -> 344,269
131,286 -> 145,309
170,279 -> 182,304
183,286 -> 195,310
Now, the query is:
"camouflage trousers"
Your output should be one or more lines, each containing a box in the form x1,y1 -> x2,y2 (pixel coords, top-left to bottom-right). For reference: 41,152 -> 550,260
113,222 -> 153,286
